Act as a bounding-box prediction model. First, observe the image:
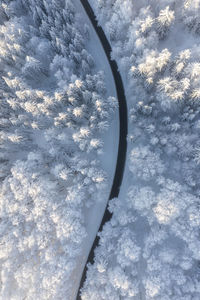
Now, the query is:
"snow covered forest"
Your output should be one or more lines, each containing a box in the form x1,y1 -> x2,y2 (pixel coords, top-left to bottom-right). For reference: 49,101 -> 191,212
1,0 -> 200,299
81,0 -> 200,299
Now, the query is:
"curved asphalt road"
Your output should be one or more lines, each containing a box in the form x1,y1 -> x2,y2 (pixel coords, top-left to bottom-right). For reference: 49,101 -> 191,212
77,1 -> 128,299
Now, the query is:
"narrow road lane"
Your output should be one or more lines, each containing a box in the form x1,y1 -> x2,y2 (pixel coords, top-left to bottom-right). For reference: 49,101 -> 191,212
77,1 -> 128,298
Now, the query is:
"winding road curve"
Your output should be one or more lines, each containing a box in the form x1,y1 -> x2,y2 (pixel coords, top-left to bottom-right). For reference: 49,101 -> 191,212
77,1 -> 128,298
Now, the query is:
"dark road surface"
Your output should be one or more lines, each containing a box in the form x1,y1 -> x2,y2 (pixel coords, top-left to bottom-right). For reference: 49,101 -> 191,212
76,1 -> 128,298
